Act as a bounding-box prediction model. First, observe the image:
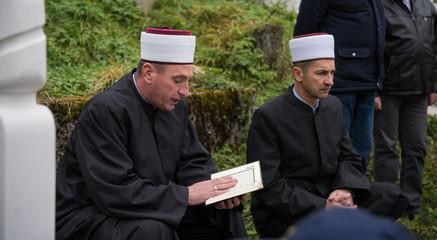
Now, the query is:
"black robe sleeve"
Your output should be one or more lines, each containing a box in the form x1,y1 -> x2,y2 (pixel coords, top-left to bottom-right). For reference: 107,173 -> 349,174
175,107 -> 217,186
173,105 -> 219,222
332,121 -> 371,199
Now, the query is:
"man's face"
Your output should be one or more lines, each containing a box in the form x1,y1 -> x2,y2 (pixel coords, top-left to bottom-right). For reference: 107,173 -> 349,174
147,64 -> 192,111
294,59 -> 335,104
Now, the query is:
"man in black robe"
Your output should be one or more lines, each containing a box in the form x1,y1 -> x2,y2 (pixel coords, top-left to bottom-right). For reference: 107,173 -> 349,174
246,33 -> 407,238
56,27 -> 247,240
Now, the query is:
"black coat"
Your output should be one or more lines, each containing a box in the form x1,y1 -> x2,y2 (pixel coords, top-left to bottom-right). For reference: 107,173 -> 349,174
56,69 -> 246,239
294,0 -> 386,93
382,0 -> 437,95
246,88 -> 370,237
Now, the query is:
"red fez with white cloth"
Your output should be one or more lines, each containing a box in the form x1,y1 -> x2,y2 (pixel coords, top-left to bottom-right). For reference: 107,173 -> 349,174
141,26 -> 196,64
289,33 -> 335,63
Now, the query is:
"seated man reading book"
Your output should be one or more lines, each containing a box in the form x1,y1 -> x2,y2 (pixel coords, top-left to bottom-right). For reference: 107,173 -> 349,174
56,26 -> 248,240
246,33 -> 408,238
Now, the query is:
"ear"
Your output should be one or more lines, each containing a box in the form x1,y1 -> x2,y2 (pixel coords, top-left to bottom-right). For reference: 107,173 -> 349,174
142,63 -> 154,84
292,66 -> 303,83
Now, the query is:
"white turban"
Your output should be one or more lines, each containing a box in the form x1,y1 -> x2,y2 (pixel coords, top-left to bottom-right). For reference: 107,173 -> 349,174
141,27 -> 196,64
289,33 -> 335,63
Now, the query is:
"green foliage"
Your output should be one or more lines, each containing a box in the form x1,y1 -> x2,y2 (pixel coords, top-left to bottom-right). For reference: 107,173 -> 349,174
427,115 -> 437,142
145,0 -> 296,92
212,143 -> 247,172
44,0 -> 144,96
190,66 -> 237,90
45,0 -> 142,65
256,79 -> 291,106
43,0 -> 296,100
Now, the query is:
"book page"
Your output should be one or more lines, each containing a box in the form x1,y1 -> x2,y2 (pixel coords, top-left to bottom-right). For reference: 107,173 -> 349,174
205,161 -> 263,205
214,163 -> 258,191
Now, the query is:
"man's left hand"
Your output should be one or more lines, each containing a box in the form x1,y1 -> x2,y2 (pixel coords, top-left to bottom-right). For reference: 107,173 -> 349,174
428,92 -> 437,106
214,194 -> 248,210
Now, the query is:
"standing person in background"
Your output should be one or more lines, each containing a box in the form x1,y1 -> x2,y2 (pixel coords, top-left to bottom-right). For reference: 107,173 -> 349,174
56,26 -> 248,240
294,0 -> 386,172
373,0 -> 437,219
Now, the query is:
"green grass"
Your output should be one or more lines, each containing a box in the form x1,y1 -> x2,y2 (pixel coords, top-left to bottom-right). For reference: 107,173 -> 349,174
43,0 -> 144,97
42,0 -> 295,101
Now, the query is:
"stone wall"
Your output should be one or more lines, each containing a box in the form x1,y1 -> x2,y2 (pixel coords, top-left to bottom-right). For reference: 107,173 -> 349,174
187,88 -> 257,152
38,88 -> 257,168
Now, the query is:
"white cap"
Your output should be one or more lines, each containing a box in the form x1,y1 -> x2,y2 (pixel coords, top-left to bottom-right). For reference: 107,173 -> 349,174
289,33 -> 335,63
141,27 -> 196,64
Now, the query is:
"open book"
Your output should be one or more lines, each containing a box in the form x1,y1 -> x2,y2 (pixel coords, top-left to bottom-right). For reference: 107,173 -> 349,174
205,161 -> 263,205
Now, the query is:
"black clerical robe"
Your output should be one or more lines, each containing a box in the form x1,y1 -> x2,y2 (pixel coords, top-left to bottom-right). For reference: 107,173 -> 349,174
246,87 -> 403,237
56,69 -> 246,239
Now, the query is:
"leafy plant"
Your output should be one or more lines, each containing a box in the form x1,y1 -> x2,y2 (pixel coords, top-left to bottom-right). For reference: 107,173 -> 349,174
43,0 -> 144,96
43,0 -> 296,100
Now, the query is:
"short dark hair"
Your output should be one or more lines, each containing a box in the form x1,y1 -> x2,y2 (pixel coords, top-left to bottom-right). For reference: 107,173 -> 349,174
293,61 -> 314,74
136,60 -> 166,76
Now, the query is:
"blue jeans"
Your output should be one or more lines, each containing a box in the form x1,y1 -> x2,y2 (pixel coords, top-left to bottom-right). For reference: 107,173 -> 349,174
332,92 -> 375,172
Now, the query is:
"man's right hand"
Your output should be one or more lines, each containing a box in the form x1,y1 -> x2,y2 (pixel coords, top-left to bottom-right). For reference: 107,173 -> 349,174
374,96 -> 382,111
187,176 -> 237,206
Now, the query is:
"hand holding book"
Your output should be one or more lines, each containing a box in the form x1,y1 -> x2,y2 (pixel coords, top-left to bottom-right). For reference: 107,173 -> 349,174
187,176 -> 238,206
213,193 -> 249,210
205,161 -> 263,205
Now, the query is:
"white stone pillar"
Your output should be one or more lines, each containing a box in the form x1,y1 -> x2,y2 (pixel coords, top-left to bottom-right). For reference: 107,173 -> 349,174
0,0 -> 55,239
136,0 -> 155,12
264,0 -> 301,13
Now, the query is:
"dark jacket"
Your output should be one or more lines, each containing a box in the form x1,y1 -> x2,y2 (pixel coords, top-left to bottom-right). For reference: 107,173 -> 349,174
294,0 -> 386,93
381,0 -> 437,95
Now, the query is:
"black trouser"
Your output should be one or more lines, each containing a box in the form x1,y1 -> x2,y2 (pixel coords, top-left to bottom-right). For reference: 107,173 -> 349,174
86,207 -> 246,240
356,181 -> 407,220
255,181 -> 407,239
177,206 -> 247,240
373,94 -> 427,215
